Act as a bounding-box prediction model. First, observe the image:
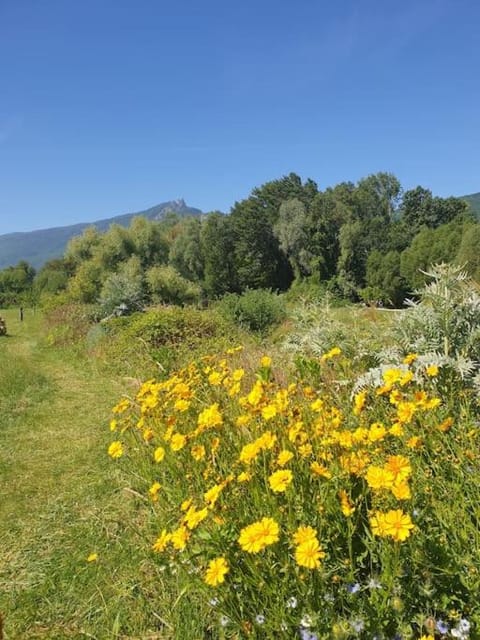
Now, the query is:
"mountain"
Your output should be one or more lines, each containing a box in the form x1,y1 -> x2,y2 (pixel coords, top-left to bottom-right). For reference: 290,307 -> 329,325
462,192 -> 480,218
0,199 -> 202,270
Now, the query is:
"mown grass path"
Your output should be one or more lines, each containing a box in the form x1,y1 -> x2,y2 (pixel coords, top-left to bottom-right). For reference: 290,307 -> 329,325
0,310 -> 164,639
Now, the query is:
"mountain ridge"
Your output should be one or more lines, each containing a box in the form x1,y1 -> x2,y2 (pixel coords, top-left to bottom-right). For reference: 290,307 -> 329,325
0,199 -> 203,270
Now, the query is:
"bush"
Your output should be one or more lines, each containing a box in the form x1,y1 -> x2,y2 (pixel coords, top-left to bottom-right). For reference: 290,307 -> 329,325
99,306 -> 240,376
218,289 -> 285,333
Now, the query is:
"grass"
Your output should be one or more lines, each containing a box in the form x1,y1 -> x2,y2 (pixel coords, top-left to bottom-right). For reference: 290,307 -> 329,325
0,308 -> 206,639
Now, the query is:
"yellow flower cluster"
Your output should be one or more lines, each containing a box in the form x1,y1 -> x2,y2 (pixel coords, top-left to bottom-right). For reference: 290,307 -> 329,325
108,349 -> 451,594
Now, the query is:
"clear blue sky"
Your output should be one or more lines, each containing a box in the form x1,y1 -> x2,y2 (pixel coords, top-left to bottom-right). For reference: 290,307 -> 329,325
1,0 -> 479,234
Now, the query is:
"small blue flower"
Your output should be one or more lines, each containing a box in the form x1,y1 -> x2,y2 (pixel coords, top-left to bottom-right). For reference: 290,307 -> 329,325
347,582 -> 361,594
436,619 -> 449,635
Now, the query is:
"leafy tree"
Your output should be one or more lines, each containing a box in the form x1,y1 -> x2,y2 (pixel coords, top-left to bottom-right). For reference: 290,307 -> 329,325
362,250 -> 406,307
273,198 -> 312,279
34,258 -> 76,295
455,223 -> 480,281
231,198 -> 292,291
129,216 -> 169,268
65,226 -> 102,265
400,219 -> 465,291
146,265 -> 200,306
201,213 -> 237,298
93,224 -> 135,271
169,218 -> 204,281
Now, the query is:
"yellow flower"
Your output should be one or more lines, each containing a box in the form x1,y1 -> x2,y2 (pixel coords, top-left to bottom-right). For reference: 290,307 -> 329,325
321,346 -> 341,362
295,538 -> 325,569
338,489 -> 355,516
396,402 -> 416,424
191,444 -> 206,461
257,431 -> 276,450
382,509 -> 415,541
184,506 -> 209,530
353,391 -> 367,415
437,417 -> 453,432
180,498 -> 192,512
236,414 -> 251,427
368,422 -> 387,442
112,398 -> 130,414
208,371 -> 223,385
237,471 -> 251,483
426,364 -> 439,377
152,529 -> 171,552
109,419 -> 117,432
247,381 -> 264,407
310,461 -> 332,479
239,442 -> 261,465
197,403 -> 223,429
391,481 -> 411,500
399,370 -> 413,386
86,552 -> 98,563
370,511 -> 388,537
260,355 -> 272,368
268,469 -> 293,493
406,436 -> 422,449
204,557 -> 229,586
277,450 -> 294,467
385,455 -> 412,482
154,446 -> 166,463
292,525 -> 318,546
174,398 -> 191,412
365,465 -> 395,490
262,404 -> 278,421
403,353 -> 418,365
238,517 -> 280,553
108,441 -> 124,459
170,433 -> 187,451
204,484 -> 223,507
170,526 -> 190,550
148,481 -> 162,501
382,368 -> 403,386
232,368 -> 245,381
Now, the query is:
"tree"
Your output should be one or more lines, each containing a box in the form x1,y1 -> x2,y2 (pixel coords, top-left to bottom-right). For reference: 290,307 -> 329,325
201,213 -> 237,298
231,198 -> 292,291
273,198 -> 312,279
169,218 -> 205,281
129,216 -> 169,268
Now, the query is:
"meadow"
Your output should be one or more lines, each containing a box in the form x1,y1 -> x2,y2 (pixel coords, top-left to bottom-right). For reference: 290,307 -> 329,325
1,265 -> 479,639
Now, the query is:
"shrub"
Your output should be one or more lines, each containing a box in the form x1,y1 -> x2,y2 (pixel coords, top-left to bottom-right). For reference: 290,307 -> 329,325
99,306 -> 240,376
218,289 -> 285,333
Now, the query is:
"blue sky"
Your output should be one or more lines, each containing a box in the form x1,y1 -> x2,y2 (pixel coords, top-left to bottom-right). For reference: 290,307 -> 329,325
0,0 -> 479,234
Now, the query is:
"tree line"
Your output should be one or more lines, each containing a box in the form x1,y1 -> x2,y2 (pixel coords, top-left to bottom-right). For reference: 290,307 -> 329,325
1,172 -> 478,311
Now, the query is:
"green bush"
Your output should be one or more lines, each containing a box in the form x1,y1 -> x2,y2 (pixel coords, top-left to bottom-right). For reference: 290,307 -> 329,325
99,306 -> 240,375
217,288 -> 285,333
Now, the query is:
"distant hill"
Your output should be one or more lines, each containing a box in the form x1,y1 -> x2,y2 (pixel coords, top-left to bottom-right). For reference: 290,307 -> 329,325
462,192 -> 480,218
0,199 -> 202,270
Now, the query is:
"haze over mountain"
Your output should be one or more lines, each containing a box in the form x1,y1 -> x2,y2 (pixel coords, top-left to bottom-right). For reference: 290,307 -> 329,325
0,200 -> 202,270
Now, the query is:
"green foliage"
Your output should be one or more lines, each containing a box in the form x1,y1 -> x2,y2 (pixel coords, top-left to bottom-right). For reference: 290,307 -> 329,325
102,306 -> 236,374
168,217 -> 204,281
201,212 -> 237,298
98,255 -> 146,317
218,288 -> 286,333
400,219 -> 465,291
362,250 -> 406,307
146,264 -> 200,305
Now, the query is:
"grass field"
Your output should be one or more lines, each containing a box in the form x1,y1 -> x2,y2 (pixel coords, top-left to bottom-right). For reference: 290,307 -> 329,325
0,308 -> 202,639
